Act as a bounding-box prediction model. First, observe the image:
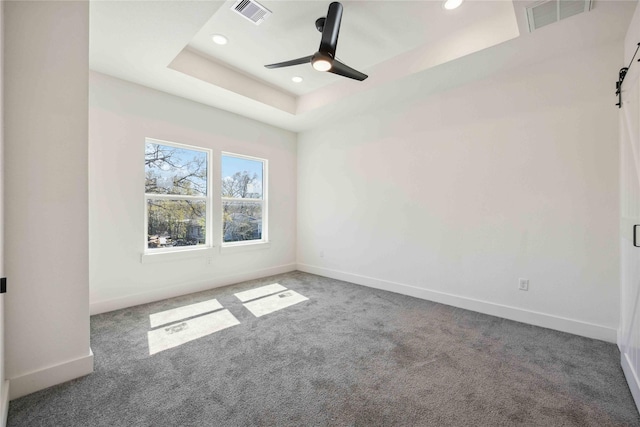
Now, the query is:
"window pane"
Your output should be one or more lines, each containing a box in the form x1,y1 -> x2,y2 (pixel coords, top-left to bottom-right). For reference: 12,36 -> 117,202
221,155 -> 263,199
223,201 -> 262,242
147,199 -> 206,249
145,142 -> 208,196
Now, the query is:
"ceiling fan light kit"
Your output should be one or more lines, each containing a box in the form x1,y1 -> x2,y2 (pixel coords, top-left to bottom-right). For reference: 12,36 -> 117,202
264,2 -> 368,81
311,53 -> 332,71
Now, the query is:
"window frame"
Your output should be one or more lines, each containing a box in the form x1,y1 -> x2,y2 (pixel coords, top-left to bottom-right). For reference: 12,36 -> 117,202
144,138 -> 213,255
220,151 -> 269,248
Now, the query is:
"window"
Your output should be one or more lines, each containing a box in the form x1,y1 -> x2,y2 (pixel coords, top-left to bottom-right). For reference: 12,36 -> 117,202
221,153 -> 267,245
145,139 -> 210,251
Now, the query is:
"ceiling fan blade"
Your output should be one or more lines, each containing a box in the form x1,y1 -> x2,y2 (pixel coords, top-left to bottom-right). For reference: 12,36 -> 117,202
264,56 -> 313,69
319,2 -> 343,57
329,59 -> 368,81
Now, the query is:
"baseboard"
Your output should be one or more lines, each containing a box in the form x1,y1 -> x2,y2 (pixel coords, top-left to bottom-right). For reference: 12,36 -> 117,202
297,263 -> 617,343
0,380 -> 9,427
90,263 -> 297,315
9,349 -> 94,400
622,350 -> 640,411
618,328 -> 623,352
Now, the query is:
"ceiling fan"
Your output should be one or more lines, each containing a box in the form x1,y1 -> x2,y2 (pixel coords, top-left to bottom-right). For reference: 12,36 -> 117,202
264,2 -> 368,81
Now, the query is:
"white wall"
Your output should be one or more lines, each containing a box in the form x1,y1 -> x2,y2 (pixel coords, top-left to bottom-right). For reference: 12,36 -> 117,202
619,0 -> 640,412
0,0 -> 8,421
298,41 -> 621,342
89,72 -> 297,313
4,1 -> 92,399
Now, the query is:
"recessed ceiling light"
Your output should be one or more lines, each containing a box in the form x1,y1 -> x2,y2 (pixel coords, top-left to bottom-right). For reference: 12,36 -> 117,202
291,76 -> 303,83
211,34 -> 228,45
443,0 -> 463,10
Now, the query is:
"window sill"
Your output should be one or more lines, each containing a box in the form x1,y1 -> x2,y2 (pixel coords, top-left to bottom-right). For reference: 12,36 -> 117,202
140,247 -> 215,264
219,241 -> 270,255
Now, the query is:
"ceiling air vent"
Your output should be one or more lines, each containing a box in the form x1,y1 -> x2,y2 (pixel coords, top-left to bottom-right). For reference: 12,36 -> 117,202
232,0 -> 272,25
526,0 -> 592,32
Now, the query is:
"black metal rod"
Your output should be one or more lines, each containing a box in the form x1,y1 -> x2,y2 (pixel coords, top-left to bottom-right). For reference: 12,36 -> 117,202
617,42 -> 640,108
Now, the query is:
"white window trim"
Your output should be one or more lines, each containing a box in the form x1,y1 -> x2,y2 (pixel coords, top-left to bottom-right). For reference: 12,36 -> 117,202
141,247 -> 216,264
144,138 -> 213,257
221,152 -> 269,248
219,241 -> 271,255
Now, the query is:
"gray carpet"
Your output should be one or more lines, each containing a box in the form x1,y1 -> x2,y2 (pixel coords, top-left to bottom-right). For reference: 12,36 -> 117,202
8,271 -> 640,426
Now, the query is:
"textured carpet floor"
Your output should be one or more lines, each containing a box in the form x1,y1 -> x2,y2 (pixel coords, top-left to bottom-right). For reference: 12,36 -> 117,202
8,271 -> 640,426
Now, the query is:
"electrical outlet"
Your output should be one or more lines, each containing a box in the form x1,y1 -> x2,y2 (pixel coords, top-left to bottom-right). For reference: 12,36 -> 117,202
206,257 -> 213,265
518,278 -> 529,291
320,250 -> 324,258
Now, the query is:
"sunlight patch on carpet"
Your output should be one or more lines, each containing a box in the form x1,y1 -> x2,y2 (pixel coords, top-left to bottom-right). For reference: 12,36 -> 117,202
149,298 -> 223,328
147,309 -> 239,355
243,290 -> 309,317
234,283 -> 287,302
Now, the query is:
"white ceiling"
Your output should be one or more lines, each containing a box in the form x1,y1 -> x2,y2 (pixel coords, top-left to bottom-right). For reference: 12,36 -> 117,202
188,0 -> 516,95
89,0 -> 637,132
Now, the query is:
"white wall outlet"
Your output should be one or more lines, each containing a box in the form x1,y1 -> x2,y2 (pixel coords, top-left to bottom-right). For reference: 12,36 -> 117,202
206,257 -> 213,265
518,278 -> 529,291
320,250 -> 324,258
